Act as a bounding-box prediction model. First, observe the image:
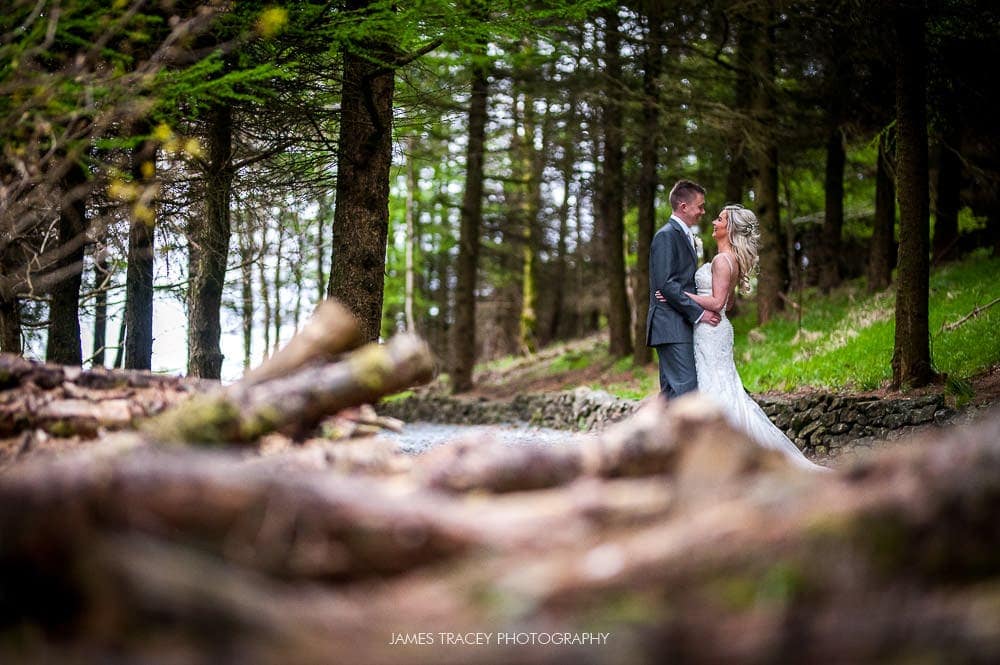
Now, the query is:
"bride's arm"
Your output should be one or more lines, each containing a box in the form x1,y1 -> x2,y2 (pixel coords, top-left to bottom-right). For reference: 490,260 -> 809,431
684,255 -> 734,311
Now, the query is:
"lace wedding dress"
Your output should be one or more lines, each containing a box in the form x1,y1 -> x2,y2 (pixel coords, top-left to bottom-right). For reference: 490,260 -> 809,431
693,258 -> 826,472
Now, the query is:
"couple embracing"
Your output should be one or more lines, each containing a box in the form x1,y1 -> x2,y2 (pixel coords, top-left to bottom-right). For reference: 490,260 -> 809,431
646,180 -> 825,472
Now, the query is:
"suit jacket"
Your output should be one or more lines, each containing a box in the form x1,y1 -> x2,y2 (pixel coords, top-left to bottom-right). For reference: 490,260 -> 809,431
646,217 -> 704,346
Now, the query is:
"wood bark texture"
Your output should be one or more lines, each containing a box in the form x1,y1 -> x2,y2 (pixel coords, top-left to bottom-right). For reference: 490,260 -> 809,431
1,390 -> 998,664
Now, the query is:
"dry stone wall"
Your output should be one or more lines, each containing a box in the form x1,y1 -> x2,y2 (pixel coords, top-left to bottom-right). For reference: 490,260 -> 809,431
382,388 -> 958,455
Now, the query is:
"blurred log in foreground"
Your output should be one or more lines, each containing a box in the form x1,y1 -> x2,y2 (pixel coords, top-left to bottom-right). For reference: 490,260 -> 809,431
1,393 -> 999,664
0,299 -> 433,450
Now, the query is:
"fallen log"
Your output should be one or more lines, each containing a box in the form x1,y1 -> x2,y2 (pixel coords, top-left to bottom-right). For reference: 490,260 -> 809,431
417,396 -> 801,493
0,355 -> 201,439
2,400 -> 999,663
145,333 -> 434,444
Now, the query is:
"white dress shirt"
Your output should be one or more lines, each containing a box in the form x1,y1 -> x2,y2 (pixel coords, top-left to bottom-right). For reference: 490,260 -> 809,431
671,215 -> 697,253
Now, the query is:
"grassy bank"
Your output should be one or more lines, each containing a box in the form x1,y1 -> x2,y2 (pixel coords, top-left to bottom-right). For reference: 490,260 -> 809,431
472,250 -> 1000,399
732,249 -> 1000,392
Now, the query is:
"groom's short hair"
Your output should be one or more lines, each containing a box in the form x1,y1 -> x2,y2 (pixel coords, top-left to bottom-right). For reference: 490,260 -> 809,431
669,179 -> 706,210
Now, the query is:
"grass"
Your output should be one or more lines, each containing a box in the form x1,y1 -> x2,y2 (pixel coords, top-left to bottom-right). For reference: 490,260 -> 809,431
732,249 -> 1000,392
472,250 -> 1000,399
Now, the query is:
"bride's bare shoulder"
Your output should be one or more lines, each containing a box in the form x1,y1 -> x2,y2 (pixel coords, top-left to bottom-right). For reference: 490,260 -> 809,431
712,252 -> 736,270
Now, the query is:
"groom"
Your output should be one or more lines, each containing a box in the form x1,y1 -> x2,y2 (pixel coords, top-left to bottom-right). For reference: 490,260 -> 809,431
646,179 -> 720,399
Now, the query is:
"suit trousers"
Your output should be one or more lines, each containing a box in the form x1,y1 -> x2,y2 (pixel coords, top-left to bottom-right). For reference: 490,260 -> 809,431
654,342 -> 697,399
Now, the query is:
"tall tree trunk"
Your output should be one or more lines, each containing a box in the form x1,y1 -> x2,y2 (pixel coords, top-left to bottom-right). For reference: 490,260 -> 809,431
0,295 -> 21,355
46,163 -> 87,365
404,135 -> 418,334
124,132 -> 157,370
450,41 -> 489,393
326,0 -> 397,344
819,126 -> 845,292
868,132 -> 896,292
238,216 -> 254,372
725,16 -> 754,204
272,220 -> 285,355
575,185 -> 587,338
891,0 -> 935,389
547,93 -> 578,344
259,225 -> 271,364
112,315 -> 126,369
517,89 -> 545,355
931,133 -> 960,264
292,213 -> 304,332
599,8 -> 632,358
315,194 -> 330,303
188,102 -> 232,379
91,242 -> 110,367
751,2 -> 786,325
633,5 -> 664,366
430,173 -> 451,358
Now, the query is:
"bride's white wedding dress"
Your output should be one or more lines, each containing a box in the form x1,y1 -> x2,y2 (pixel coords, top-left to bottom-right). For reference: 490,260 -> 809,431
693,257 -> 826,472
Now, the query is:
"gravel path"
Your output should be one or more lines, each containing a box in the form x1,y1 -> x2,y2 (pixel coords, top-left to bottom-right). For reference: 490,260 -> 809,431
382,422 -> 596,455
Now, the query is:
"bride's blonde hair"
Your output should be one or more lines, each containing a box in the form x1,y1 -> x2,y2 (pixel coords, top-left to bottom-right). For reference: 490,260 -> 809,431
723,205 -> 760,295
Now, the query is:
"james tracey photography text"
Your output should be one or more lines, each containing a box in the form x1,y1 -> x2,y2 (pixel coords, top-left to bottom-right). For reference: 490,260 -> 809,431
388,632 -> 611,647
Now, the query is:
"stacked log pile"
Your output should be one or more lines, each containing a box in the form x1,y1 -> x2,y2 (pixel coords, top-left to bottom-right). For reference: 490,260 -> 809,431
1,301 -> 999,664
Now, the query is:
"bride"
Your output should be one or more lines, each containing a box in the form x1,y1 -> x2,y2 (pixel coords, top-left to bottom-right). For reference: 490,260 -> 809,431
670,204 -> 827,472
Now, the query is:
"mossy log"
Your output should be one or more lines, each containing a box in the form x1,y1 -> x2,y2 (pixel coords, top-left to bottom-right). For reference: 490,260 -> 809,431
144,333 -> 434,445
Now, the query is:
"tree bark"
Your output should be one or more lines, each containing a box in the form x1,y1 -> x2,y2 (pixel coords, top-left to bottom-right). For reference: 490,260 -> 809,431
91,242 -> 110,367
188,102 -> 233,379
238,214 -> 255,372
315,194 -> 330,303
259,224 -> 272,363
1,243 -> 24,354
751,3 -> 786,325
292,213 -> 304,331
450,40 -> 489,393
633,6 -> 663,366
931,135 -> 961,264
599,8 -> 632,358
272,219 -> 285,355
124,133 -> 158,370
868,132 -> 896,292
112,314 -> 126,369
404,135 -> 418,334
725,15 -> 754,205
326,0 -> 397,344
0,296 -> 22,355
819,126 -> 846,292
891,1 -> 935,388
518,92 -> 546,355
45,163 -> 88,365
546,83 -> 578,345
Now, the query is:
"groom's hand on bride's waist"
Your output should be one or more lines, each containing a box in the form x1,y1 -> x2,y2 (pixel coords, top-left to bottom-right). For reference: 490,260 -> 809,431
653,291 -> 721,326
701,310 -> 721,326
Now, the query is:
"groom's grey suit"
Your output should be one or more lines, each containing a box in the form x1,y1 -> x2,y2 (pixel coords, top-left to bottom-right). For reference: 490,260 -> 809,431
646,216 -> 704,399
